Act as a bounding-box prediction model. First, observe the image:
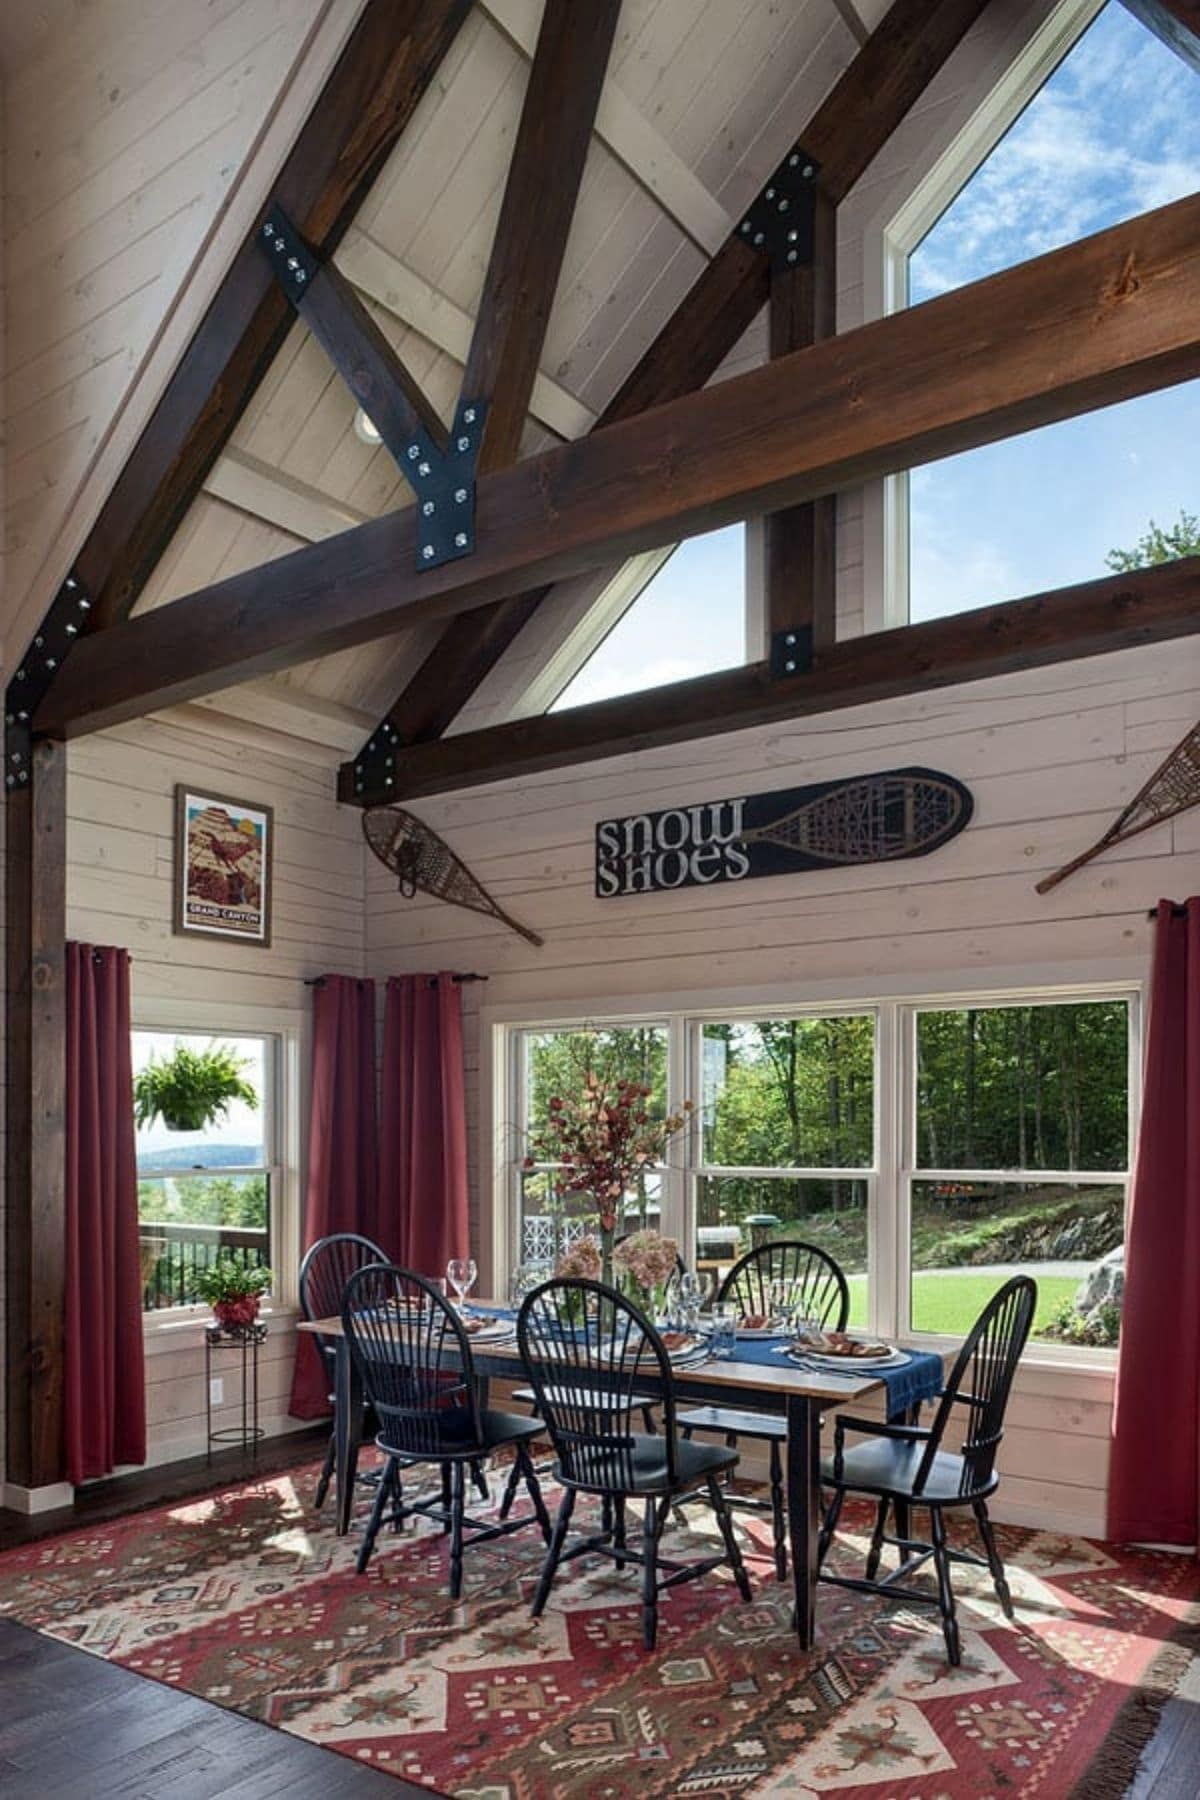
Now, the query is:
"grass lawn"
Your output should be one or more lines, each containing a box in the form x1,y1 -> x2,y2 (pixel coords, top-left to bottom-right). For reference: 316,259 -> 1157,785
844,1271 -> 1078,1338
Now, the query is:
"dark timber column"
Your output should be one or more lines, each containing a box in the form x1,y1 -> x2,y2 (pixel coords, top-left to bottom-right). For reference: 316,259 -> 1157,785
764,186 -> 837,673
5,740 -> 68,1490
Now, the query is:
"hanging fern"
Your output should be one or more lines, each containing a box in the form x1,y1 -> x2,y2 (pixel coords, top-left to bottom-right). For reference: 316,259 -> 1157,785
133,1042 -> 259,1132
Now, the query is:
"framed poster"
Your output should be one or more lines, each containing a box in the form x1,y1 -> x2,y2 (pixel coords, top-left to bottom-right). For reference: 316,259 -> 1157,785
174,787 -> 273,946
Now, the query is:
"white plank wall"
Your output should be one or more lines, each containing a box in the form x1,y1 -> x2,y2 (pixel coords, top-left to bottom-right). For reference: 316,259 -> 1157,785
0,0 -> 329,658
364,637 -> 1200,1538
65,715 -> 366,1465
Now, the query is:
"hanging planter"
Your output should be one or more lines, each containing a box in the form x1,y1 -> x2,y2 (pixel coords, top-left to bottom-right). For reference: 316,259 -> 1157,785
133,1042 -> 258,1134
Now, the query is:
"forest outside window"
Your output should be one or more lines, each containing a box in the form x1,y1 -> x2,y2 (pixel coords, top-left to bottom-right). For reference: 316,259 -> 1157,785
908,1000 -> 1131,1347
134,1029 -> 279,1312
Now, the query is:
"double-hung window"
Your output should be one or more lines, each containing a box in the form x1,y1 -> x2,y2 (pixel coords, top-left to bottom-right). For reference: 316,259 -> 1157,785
134,1029 -> 280,1312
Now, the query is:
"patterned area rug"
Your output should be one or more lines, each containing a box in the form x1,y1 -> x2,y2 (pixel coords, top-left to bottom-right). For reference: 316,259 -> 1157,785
1,1457 -> 1197,1798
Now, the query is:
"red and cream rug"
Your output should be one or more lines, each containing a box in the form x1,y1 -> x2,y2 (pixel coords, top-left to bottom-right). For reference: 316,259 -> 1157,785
0,1457 -> 1196,1798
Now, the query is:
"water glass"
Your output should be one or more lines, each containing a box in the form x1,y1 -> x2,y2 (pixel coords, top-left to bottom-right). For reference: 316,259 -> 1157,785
792,1312 -> 824,1349
709,1302 -> 738,1360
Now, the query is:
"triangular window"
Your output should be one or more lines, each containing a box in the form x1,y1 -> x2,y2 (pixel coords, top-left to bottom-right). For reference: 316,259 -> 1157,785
552,523 -> 747,710
900,2 -> 1199,622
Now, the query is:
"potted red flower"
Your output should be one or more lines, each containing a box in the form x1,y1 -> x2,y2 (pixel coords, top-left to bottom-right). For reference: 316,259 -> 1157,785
197,1256 -> 273,1331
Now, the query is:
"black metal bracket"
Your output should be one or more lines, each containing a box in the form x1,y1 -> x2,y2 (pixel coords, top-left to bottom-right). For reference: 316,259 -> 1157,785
348,720 -> 403,804
407,395 -> 487,572
769,624 -> 813,678
257,206 -> 317,303
737,144 -> 820,274
5,573 -> 92,789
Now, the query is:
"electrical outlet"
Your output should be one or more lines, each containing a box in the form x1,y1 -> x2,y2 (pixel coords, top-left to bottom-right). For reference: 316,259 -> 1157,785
210,1376 -> 224,1406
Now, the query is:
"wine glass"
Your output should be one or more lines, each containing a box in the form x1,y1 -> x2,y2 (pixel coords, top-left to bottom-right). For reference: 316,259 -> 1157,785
447,1256 -> 477,1310
678,1270 -> 709,1330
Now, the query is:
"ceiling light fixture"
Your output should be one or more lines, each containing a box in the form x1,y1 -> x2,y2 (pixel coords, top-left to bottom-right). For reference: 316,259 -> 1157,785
354,407 -> 382,445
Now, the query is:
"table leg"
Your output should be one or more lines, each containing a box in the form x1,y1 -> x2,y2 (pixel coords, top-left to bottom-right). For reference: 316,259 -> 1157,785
334,1339 -> 364,1536
786,1393 -> 822,1649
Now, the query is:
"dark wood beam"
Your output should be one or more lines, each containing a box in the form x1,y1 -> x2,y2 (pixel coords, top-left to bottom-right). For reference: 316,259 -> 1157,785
764,187 -> 838,669
74,0 -> 471,631
1120,0 -> 1200,74
5,742 -> 67,1489
35,191 -> 1200,739
283,248 -> 448,460
464,0 -> 621,472
367,0 -> 992,751
376,556 -> 1200,796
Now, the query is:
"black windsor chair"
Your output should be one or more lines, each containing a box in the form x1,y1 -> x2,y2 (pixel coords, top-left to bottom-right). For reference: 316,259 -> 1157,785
678,1239 -> 850,1580
299,1231 -> 388,1508
517,1277 -> 752,1651
817,1274 -> 1037,1665
341,1264 -> 551,1594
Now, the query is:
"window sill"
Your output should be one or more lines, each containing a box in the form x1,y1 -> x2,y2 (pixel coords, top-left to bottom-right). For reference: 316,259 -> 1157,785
905,1331 -> 1116,1383
141,1303 -> 299,1353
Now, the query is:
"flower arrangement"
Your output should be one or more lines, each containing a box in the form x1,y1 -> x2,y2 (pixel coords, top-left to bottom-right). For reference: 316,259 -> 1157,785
555,1236 -> 603,1281
196,1255 -> 273,1330
613,1228 -> 679,1300
523,1071 -> 694,1238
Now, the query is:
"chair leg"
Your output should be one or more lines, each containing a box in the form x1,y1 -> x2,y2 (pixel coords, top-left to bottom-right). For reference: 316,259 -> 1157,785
389,1465 -> 405,1532
498,1453 -> 522,1521
314,1429 -> 337,1509
531,1489 -> 576,1619
356,1459 -> 394,1574
865,1497 -> 890,1581
817,1485 -> 845,1569
768,1440 -> 787,1582
448,1461 -> 467,1600
440,1462 -> 452,1533
642,1497 -> 663,1651
707,1476 -> 753,1603
973,1499 -> 1015,1620
470,1458 -> 490,1502
613,1495 -> 628,1568
519,1445 -> 553,1542
929,1508 -> 961,1666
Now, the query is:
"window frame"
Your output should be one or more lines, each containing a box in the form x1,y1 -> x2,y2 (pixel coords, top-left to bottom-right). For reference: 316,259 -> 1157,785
132,998 -> 304,1332
492,973 -> 1139,1369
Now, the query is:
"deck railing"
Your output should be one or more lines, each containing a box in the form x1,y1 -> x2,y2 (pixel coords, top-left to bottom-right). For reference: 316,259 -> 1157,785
138,1221 -> 270,1310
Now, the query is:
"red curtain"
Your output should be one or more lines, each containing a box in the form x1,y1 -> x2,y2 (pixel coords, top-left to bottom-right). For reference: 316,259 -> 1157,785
380,974 -> 470,1280
289,975 -> 379,1419
1108,899 -> 1200,1547
64,944 -> 146,1486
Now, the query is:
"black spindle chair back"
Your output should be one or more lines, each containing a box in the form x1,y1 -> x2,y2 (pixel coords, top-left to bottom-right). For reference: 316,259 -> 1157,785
719,1238 -> 849,1329
913,1274 -> 1037,1498
299,1231 -> 388,1368
517,1279 -> 678,1494
341,1263 -> 483,1461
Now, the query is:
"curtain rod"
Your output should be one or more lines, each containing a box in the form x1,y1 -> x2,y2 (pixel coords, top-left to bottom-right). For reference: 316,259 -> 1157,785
1147,904 -> 1188,918
304,973 -> 488,987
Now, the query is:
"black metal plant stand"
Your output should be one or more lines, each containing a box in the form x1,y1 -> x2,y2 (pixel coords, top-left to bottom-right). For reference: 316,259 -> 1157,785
204,1321 -> 267,1460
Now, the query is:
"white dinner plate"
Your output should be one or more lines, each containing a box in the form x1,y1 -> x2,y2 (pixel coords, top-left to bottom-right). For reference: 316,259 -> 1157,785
791,1345 -> 907,1371
735,1326 -> 785,1340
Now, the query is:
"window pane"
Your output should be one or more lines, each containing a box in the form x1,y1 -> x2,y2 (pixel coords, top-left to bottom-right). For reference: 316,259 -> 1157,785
138,1173 -> 271,1310
523,1026 -> 668,1134
133,1030 -> 267,1168
915,1001 -> 1128,1172
696,1176 -> 868,1328
910,1178 -> 1123,1345
517,1167 -> 665,1268
701,1017 -> 874,1169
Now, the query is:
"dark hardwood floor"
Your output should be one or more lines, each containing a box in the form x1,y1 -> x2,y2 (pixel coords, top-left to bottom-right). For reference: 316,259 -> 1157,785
0,1617 -> 428,1798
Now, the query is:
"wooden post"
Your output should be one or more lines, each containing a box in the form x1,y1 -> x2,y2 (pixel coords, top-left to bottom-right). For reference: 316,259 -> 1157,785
5,740 -> 68,1491
764,186 -> 838,671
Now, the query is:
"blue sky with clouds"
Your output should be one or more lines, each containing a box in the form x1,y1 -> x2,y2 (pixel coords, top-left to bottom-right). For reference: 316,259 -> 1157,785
555,1 -> 1197,707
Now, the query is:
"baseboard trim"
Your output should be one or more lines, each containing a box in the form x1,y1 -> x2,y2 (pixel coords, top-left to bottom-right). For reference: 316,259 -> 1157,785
1,1480 -> 76,1515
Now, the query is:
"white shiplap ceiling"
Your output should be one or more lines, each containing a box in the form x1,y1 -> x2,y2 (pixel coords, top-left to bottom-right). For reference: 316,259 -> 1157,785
137,0 -> 866,749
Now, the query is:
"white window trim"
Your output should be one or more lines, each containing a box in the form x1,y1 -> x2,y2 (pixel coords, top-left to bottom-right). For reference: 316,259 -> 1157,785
860,0 -> 1105,632
486,967 -> 1141,1373
133,997 -> 305,1336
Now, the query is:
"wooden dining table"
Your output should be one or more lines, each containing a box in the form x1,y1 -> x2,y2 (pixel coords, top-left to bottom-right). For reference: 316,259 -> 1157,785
299,1309 -> 887,1649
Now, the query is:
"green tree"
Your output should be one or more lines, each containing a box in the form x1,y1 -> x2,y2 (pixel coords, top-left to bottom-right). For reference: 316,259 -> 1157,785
1105,509 -> 1200,573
